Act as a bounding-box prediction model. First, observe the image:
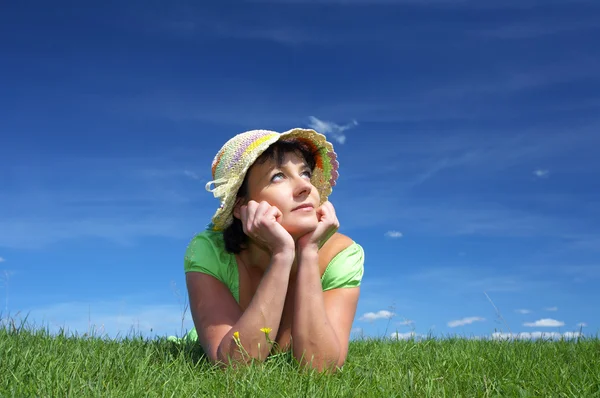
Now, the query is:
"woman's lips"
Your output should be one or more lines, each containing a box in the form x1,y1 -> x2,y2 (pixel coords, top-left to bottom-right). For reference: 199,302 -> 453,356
292,204 -> 314,212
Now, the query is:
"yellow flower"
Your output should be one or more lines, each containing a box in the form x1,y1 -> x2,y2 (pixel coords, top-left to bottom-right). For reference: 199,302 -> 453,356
260,327 -> 272,334
233,331 -> 240,340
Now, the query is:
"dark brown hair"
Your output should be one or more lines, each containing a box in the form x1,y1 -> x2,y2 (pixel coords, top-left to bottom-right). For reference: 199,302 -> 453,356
223,139 -> 318,253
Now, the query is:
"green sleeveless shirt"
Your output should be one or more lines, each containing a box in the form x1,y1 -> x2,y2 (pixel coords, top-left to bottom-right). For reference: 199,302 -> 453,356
184,230 -> 364,303
177,230 -> 364,344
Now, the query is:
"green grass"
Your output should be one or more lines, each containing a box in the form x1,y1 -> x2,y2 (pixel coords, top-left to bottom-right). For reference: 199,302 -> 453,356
2,324 -> 600,397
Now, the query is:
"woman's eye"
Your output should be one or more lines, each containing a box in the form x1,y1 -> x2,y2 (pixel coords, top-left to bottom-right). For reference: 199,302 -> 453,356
302,170 -> 312,178
271,172 -> 285,182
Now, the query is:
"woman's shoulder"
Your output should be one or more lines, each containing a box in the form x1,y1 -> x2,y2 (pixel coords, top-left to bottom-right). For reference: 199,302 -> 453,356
186,229 -> 225,250
318,232 -> 356,267
184,229 -> 230,271
319,232 -> 364,290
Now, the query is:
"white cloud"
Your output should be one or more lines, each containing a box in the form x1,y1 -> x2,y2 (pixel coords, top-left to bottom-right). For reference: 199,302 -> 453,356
397,319 -> 415,326
491,331 -> 570,340
307,116 -> 358,144
544,306 -> 558,312
563,331 -> 584,339
490,332 -> 510,340
523,318 -> 565,327
351,327 -> 363,335
577,322 -> 588,328
359,310 -> 395,321
524,332 -> 561,339
447,316 -> 485,328
515,309 -> 531,314
533,169 -> 550,178
0,257 -> 4,263
385,230 -> 403,238
390,331 -> 425,340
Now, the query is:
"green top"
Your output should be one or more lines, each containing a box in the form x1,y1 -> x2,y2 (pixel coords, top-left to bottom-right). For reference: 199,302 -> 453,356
184,230 -> 364,303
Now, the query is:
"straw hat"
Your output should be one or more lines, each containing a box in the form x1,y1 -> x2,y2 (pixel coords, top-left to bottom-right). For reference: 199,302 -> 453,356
205,128 -> 339,231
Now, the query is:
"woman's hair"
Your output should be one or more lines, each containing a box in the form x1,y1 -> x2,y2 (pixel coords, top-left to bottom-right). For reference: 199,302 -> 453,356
223,139 -> 318,253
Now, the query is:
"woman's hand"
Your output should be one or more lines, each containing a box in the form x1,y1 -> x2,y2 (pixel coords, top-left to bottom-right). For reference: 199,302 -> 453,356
241,200 -> 295,255
296,201 -> 339,252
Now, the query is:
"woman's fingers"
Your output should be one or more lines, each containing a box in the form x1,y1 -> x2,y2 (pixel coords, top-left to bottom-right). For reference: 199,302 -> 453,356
308,202 -> 339,247
239,200 -> 293,252
243,200 -> 282,236
255,201 -> 271,226
240,204 -> 248,234
265,204 -> 283,224
246,201 -> 260,234
241,201 -> 257,234
272,205 -> 283,223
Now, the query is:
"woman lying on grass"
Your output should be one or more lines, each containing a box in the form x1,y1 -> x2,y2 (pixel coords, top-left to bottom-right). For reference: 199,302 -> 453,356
184,129 -> 364,372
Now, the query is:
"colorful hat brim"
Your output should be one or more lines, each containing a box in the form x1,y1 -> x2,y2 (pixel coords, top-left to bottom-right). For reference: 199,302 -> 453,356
206,128 -> 339,231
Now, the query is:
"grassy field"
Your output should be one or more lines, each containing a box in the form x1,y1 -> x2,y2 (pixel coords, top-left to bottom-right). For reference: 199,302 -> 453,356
2,325 -> 600,397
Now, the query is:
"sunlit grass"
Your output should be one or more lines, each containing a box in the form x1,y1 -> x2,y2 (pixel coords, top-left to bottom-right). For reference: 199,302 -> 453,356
2,319 -> 599,397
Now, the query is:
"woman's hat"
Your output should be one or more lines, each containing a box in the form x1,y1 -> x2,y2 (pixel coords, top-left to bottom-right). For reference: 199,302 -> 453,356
205,128 -> 339,231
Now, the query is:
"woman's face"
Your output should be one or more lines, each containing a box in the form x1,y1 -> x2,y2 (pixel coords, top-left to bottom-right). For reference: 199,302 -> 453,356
243,150 -> 320,239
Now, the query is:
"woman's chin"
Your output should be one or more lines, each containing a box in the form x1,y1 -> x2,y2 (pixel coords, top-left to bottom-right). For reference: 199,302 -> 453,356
283,221 -> 318,240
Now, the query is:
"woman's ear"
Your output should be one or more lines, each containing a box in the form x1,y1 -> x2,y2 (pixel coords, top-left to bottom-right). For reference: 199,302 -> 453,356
233,197 -> 244,220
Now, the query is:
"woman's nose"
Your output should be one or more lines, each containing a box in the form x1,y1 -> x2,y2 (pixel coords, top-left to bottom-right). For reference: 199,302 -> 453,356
294,177 -> 312,197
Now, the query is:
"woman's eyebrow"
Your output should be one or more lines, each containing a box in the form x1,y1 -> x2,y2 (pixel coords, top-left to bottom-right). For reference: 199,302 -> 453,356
262,161 -> 308,177
261,164 -> 278,178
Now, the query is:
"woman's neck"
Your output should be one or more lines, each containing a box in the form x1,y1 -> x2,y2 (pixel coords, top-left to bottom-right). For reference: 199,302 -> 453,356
241,240 -> 298,276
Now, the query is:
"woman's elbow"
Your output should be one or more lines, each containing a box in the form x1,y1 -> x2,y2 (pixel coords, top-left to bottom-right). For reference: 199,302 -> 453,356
293,351 -> 342,373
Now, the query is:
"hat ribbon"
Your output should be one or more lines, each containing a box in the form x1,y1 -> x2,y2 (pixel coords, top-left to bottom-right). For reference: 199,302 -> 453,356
205,177 -> 229,198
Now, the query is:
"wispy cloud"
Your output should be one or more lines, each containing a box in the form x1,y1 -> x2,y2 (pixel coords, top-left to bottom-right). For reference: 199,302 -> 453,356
397,319 -> 415,326
0,216 -> 195,250
447,316 -> 485,328
385,230 -> 403,238
153,11 -> 362,46
307,116 -> 358,144
523,318 -> 565,327
183,170 -> 201,180
515,309 -> 531,314
577,322 -> 588,327
359,310 -> 395,321
557,264 -> 600,279
339,187 -> 598,241
533,169 -> 550,178
566,238 -> 600,253
248,0 -> 592,7
544,306 -> 558,312
477,17 -> 600,39
334,119 -> 600,238
410,266 -> 553,294
0,257 -> 4,263
0,154 -> 213,249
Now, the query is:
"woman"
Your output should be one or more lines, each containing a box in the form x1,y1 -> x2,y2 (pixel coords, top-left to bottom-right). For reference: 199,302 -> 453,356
184,128 -> 364,371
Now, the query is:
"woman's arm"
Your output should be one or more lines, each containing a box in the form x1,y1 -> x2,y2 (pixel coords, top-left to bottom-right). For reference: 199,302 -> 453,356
292,232 -> 361,372
187,250 -> 294,366
292,247 -> 342,371
292,200 -> 362,372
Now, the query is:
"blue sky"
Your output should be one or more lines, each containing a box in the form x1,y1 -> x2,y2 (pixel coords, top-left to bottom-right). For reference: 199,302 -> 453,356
1,0 -> 599,341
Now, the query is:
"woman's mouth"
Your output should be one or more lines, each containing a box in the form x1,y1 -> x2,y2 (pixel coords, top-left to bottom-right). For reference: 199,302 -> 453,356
292,204 -> 314,212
